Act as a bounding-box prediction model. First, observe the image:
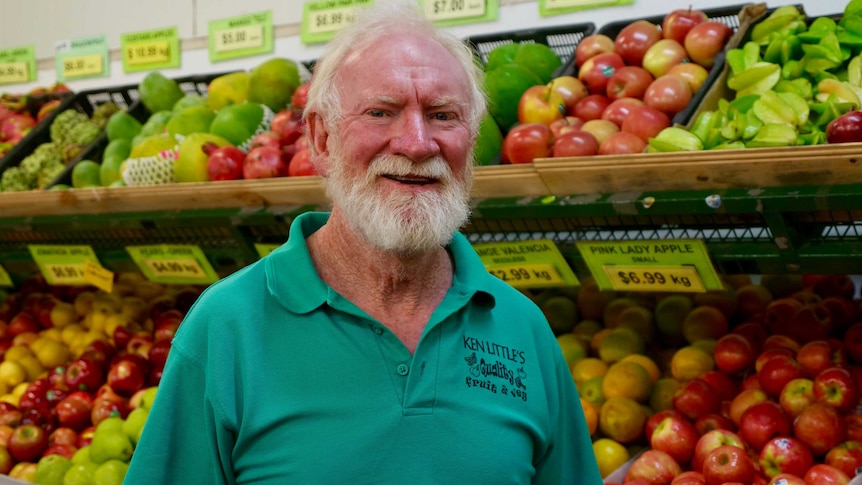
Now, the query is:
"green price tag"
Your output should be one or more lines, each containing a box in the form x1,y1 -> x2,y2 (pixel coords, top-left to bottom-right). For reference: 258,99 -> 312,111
421,0 -> 498,26
120,27 -> 180,73
473,239 -> 579,290
126,245 -> 219,285
208,11 -> 274,62
55,35 -> 110,81
0,264 -> 12,287
0,45 -> 36,86
576,239 -> 722,293
301,0 -> 374,45
254,243 -> 281,258
538,0 -> 632,17
28,245 -> 101,286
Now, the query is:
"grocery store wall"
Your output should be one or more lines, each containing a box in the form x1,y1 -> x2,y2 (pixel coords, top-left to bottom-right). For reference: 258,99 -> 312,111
0,0 -> 850,93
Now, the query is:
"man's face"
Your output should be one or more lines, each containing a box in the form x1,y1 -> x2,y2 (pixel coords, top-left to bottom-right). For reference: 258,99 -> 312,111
321,30 -> 475,255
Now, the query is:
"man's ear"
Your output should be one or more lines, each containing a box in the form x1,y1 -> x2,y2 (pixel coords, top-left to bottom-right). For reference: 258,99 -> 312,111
307,112 -> 331,177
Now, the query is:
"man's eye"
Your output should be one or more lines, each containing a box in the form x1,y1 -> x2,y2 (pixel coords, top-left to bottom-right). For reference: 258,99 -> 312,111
432,112 -> 456,121
367,109 -> 386,117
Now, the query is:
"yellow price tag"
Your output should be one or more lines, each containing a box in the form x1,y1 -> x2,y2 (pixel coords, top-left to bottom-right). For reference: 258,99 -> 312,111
306,7 -> 358,35
424,0 -> 486,22
488,263 -> 565,288
83,261 -> 114,293
0,61 -> 28,84
143,257 -> 206,280
43,263 -> 87,285
544,0 -> 616,10
125,40 -> 171,66
214,24 -> 264,53
603,265 -> 705,293
62,53 -> 103,78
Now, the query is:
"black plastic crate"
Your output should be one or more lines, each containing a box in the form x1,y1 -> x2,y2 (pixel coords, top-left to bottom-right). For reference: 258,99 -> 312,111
48,72 -> 233,189
464,22 -> 596,76
0,91 -> 75,174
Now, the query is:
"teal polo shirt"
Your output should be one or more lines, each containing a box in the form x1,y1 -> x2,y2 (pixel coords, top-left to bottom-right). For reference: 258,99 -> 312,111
125,212 -> 601,485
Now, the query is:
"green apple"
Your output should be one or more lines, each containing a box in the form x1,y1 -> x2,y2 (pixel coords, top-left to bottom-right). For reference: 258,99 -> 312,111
62,462 -> 99,485
34,454 -> 72,485
122,407 -> 149,445
92,459 -> 129,485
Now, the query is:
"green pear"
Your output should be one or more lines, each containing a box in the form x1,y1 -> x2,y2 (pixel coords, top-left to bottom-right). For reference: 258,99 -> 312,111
138,386 -> 158,411
122,407 -> 149,445
173,132 -> 232,183
92,459 -> 129,485
89,417 -> 134,464
35,454 -> 72,485
63,462 -> 99,485
71,446 -> 92,465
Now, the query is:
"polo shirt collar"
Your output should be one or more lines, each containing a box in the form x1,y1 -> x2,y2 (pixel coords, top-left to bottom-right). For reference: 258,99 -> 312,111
266,212 -> 496,314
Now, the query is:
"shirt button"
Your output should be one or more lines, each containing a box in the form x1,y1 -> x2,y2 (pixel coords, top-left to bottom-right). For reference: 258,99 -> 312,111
396,364 -> 409,376
373,327 -> 383,335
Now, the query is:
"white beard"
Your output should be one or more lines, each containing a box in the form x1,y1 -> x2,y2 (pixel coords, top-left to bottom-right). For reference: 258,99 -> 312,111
324,149 -> 473,256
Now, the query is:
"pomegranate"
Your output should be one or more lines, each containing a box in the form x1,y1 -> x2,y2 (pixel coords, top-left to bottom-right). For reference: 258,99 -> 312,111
288,149 -> 316,177
243,146 -> 290,179
203,142 -> 245,181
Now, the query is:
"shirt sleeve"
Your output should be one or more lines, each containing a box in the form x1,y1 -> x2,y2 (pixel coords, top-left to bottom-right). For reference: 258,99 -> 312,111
124,343 -> 233,485
532,347 -> 603,485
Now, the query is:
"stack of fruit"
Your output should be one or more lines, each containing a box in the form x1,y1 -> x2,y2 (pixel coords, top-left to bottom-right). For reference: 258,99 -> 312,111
0,272 -> 200,482
0,84 -> 70,160
535,272 -> 862,484
653,4 -> 862,152
499,6 -> 737,163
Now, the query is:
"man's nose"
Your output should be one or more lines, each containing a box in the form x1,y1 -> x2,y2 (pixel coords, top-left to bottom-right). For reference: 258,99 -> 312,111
389,111 -> 440,162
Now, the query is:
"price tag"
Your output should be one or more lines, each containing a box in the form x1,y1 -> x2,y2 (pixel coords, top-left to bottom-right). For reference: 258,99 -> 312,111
0,45 -> 36,86
126,245 -> 219,284
54,35 -> 109,81
474,239 -> 579,289
301,0 -> 372,44
83,261 -> 114,294
0,264 -> 13,287
577,239 -> 722,292
254,243 -> 281,258
120,28 -> 180,73
422,0 -> 497,25
604,265 -> 705,292
208,11 -> 273,62
28,245 -> 101,286
539,0 -> 632,16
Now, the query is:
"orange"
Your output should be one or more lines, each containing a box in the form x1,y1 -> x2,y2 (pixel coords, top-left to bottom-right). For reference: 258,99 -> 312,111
556,333 -> 588,367
649,377 -> 681,412
671,345 -> 715,381
620,354 -> 661,383
570,357 -> 609,388
592,438 -> 630,478
578,375 -> 605,409
590,328 -> 611,356
599,396 -> 646,444
602,361 -> 653,403
598,327 -> 646,363
579,397 -> 598,436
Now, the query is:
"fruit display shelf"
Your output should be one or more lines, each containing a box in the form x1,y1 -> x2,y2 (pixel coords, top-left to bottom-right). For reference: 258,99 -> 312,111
465,21 -> 596,73
1,143 -> 862,286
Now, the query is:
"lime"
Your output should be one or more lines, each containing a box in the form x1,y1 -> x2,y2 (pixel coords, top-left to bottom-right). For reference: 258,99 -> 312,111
514,43 -> 563,84
473,114 -> 502,166
484,63 -> 542,132
72,160 -> 102,188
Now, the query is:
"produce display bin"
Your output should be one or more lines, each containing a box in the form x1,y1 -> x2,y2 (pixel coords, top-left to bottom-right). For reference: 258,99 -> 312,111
586,3 -> 754,127
464,22 -> 596,74
0,91 -> 75,175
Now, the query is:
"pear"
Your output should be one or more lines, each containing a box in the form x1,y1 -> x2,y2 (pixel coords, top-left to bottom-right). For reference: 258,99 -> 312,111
122,407 -> 149,445
93,459 -> 129,485
89,417 -> 134,464
173,132 -> 232,183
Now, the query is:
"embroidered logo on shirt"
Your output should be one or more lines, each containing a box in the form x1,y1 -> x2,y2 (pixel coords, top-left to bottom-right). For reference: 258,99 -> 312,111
462,336 -> 528,402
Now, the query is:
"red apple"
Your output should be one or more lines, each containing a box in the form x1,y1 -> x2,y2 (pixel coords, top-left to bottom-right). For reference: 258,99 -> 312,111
729,388 -> 769,425
759,437 -> 814,479
768,473 -> 807,485
571,94 -> 611,121
844,322 -> 862,363
845,412 -> 862,442
733,322 -> 769,353
778,378 -> 816,418
714,333 -> 757,375
0,443 -> 12,475
814,366 -> 860,414
606,65 -> 654,100
91,397 -> 129,427
827,110 -> 862,144
699,370 -> 740,402
601,97 -> 644,127
666,62 -> 710,94
644,74 -> 693,117
685,21 -> 733,68
549,116 -> 584,139
54,396 -> 92,432
694,413 -> 736,436
621,105 -> 671,143
76,426 -> 95,448
702,445 -> 757,485
578,52 -> 626,95
662,8 -> 708,45
8,424 -> 48,463
798,340 -> 847,379
671,471 -> 706,485
625,449 -> 683,485
7,312 -> 39,337
552,130 -> 598,158
549,76 -> 588,112
518,85 -> 565,126
147,339 -> 171,371
813,275 -> 855,300
614,20 -> 662,66
48,427 -> 78,448
502,123 -> 552,164
821,296 -> 856,333
739,401 -> 792,451
646,409 -> 686,443
756,348 -> 797,373
803,464 -> 850,485
42,443 -> 76,460
598,131 -> 646,155
642,39 -> 689,78
692,428 -> 747,473
651,414 -> 700,466
758,354 -> 806,397
793,402 -> 845,456
575,34 -> 615,67
673,378 -> 721,420
825,441 -> 862,478
0,425 -> 13,447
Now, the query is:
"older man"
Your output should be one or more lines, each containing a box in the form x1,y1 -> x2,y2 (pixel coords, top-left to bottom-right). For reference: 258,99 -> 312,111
124,2 -> 600,484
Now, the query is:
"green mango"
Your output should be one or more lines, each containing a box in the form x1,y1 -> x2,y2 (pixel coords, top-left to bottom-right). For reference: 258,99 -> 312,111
473,114 -> 502,166
105,111 -> 142,142
209,102 -> 268,147
207,71 -> 250,111
166,105 -> 216,137
139,72 -> 185,114
172,93 -> 207,113
247,58 -> 301,112
484,63 -> 542,132
140,110 -> 173,137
